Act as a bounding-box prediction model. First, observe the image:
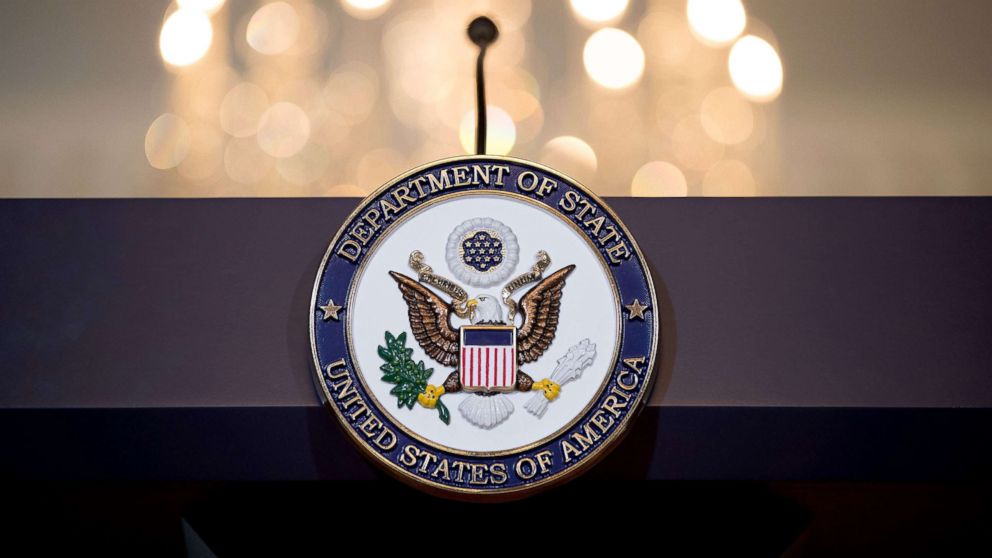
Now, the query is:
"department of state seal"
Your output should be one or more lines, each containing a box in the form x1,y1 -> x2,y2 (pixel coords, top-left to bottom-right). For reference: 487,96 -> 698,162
310,155 -> 658,499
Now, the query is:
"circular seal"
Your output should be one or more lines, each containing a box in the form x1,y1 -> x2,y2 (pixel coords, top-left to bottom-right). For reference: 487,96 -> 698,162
310,156 -> 658,499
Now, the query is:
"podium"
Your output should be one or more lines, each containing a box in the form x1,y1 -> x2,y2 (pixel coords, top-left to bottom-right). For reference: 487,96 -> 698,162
2,198 -> 991,481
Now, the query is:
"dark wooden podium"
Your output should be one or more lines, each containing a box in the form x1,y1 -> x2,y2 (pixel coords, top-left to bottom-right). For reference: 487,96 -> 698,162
2,198 -> 991,481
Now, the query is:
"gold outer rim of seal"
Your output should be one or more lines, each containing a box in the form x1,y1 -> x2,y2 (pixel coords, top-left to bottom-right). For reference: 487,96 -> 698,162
308,155 -> 661,501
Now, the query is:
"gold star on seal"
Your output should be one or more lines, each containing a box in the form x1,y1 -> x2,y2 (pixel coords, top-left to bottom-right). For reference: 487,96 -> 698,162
319,299 -> 343,321
624,299 -> 649,320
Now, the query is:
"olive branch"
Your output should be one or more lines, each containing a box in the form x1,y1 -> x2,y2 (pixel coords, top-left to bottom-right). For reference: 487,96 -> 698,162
378,331 -> 449,424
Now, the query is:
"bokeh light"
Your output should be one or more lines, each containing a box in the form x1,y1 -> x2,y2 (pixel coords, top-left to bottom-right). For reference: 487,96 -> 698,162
702,159 -> 756,195
310,109 -> 352,149
494,84 -> 543,143
178,123 -> 223,182
327,184 -> 368,197
219,82 -> 269,137
638,8 -> 694,68
686,0 -> 747,46
583,28 -> 645,89
459,106 -> 516,155
273,79 -> 323,114
341,0 -> 392,20
631,161 -> 688,197
489,0 -> 532,31
569,0 -> 628,26
188,66 -> 237,121
671,114 -> 725,171
246,2 -> 300,55
256,101 -> 311,158
356,148 -> 406,190
287,3 -> 331,56
224,137 -> 273,184
159,9 -> 213,67
145,113 -> 191,169
276,142 -> 331,185
699,86 -> 754,145
323,63 -> 379,125
540,136 -> 597,184
176,0 -> 225,14
146,1 -> 785,197
728,35 -> 783,102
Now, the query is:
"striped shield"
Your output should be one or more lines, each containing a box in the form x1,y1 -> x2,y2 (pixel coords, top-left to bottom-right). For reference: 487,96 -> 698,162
459,325 -> 517,392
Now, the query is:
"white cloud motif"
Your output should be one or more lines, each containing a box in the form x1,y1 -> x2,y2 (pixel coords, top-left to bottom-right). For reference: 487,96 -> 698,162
445,217 -> 519,288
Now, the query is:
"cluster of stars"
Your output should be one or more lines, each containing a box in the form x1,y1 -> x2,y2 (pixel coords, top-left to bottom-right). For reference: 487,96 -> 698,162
461,232 -> 504,272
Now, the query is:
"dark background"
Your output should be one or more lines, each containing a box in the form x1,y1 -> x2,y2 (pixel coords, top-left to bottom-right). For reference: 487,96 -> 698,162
3,198 -> 991,555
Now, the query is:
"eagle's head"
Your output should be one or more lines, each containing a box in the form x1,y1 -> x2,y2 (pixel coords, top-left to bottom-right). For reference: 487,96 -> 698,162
468,295 -> 503,324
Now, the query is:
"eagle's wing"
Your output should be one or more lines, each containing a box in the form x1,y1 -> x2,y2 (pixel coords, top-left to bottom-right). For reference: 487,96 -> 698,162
516,264 -> 576,364
388,271 -> 460,367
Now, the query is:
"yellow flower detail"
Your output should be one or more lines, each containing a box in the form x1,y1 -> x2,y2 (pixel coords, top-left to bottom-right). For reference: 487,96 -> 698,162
532,379 -> 561,401
417,384 -> 445,409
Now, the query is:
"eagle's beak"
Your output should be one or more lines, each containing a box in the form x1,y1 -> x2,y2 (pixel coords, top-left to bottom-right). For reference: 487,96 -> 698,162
466,298 -> 478,311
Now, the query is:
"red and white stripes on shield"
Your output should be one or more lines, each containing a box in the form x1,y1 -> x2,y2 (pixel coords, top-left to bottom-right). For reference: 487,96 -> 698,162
459,325 -> 517,391
460,345 -> 516,390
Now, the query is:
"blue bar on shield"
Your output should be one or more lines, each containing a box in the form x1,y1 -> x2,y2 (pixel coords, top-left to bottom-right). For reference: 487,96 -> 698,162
462,328 -> 513,346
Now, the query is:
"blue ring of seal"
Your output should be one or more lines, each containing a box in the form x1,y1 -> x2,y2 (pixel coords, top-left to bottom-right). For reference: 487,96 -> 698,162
310,156 -> 658,498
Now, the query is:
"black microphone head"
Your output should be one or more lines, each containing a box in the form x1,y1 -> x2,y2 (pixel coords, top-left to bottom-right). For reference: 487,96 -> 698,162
467,16 -> 499,48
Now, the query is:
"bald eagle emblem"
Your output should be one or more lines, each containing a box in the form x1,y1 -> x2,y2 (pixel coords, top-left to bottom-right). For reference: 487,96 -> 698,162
383,247 -> 597,429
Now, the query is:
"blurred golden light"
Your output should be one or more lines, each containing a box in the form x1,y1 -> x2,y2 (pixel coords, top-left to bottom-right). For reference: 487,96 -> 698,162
686,0 -> 747,46
631,161 -> 688,196
273,78 -> 323,113
178,124 -> 224,182
387,87 -> 425,128
310,109 -> 352,148
728,35 -> 783,102
219,82 -> 270,138
145,113 -> 191,170
256,101 -> 311,158
583,28 -> 644,89
189,66 -> 237,121
540,136 -> 597,184
699,86 -> 754,145
246,2 -> 300,55
288,3 -> 332,56
504,68 -> 541,99
224,137 -> 273,184
495,86 -> 539,119
323,63 -> 379,125
277,142 -> 331,185
382,11 -> 456,106
569,0 -> 628,25
431,76 -> 473,131
497,89 -> 543,143
654,84 -> 695,133
702,159 -> 756,195
327,184 -> 368,197
638,8 -> 693,68
671,114 -> 725,170
488,26 -> 527,69
494,0 -> 532,31
342,0 -> 392,20
459,106 -> 515,155
356,148 -> 406,190
159,9 -> 213,67
176,0 -> 225,15
431,0 -> 531,32
409,140 -> 457,167
146,0 -> 784,197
